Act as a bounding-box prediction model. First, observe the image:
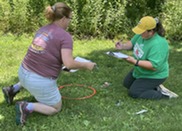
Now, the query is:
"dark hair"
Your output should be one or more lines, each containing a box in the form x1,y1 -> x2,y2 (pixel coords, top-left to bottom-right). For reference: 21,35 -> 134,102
44,2 -> 72,22
148,19 -> 165,37
153,20 -> 165,37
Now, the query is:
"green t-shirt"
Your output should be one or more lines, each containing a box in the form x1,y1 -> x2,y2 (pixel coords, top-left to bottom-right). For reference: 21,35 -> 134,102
131,33 -> 169,79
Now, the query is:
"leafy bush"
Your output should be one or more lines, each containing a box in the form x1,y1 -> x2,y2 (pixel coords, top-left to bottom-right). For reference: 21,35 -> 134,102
0,0 -> 182,40
162,0 -> 182,41
70,0 -> 130,39
0,1 -> 11,33
125,0 -> 165,22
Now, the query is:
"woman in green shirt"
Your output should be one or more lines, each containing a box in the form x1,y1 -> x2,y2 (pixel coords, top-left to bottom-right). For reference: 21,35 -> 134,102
115,16 -> 178,99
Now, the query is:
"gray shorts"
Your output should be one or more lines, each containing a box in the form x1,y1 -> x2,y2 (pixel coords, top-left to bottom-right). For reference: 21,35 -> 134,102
18,65 -> 61,106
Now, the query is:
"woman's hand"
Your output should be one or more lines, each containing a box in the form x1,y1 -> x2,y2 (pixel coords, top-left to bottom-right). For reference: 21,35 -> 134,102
85,62 -> 97,70
114,40 -> 133,50
115,41 -> 123,50
125,56 -> 137,65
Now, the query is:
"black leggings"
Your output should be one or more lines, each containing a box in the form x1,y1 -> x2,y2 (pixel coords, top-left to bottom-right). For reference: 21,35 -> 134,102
123,69 -> 167,100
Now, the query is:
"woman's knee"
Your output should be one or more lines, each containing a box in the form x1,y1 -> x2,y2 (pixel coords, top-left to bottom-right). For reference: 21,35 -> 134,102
123,80 -> 130,89
123,78 -> 133,89
52,100 -> 62,114
128,89 -> 140,98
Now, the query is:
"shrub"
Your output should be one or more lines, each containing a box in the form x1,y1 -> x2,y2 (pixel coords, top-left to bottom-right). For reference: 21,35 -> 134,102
162,0 -> 182,41
0,0 -> 182,40
0,1 -> 11,33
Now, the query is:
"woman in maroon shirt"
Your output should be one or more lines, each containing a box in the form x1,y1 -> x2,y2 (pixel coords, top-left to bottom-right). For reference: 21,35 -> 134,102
2,2 -> 96,126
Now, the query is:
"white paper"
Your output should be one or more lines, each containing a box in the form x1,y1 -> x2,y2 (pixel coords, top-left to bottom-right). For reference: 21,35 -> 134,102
135,109 -> 148,115
74,56 -> 91,62
62,56 -> 91,72
106,51 -> 128,59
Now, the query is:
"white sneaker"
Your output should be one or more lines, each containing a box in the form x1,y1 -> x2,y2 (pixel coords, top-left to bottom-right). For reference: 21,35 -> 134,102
158,84 -> 179,98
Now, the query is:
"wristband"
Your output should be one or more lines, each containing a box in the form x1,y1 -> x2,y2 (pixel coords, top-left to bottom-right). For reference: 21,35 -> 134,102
135,60 -> 139,66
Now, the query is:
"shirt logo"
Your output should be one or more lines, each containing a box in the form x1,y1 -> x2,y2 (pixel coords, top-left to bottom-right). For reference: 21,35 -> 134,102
133,43 -> 144,58
30,32 -> 50,54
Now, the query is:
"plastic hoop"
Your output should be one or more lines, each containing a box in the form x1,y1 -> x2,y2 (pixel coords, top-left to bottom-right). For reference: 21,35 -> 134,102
58,84 -> 96,100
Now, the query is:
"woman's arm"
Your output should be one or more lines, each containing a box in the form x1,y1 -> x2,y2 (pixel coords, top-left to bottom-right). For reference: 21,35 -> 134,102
125,56 -> 156,71
115,41 -> 133,50
61,48 -> 96,70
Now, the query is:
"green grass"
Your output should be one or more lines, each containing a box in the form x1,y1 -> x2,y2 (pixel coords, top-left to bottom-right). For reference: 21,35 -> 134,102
0,35 -> 182,131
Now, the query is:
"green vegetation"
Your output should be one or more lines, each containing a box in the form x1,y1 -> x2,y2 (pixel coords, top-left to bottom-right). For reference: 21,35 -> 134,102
0,0 -> 182,40
0,35 -> 182,130
0,0 -> 182,130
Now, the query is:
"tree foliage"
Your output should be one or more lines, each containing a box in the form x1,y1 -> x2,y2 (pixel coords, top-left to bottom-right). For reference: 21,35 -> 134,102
0,0 -> 182,41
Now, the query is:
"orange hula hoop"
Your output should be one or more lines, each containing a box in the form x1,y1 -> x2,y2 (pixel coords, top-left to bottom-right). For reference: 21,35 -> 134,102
58,84 -> 96,100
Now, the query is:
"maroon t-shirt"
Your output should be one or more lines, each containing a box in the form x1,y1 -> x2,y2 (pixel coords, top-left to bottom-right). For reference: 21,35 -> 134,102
22,24 -> 73,79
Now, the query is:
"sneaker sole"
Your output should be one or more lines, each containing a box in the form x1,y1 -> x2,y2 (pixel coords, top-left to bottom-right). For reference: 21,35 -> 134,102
159,85 -> 179,98
15,103 -> 24,125
2,88 -> 11,104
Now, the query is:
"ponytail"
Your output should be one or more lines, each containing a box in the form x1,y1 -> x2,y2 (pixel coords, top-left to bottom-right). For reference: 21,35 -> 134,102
44,2 -> 72,22
153,18 -> 165,37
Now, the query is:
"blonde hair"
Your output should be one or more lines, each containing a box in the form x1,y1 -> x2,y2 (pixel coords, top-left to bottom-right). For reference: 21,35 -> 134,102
44,2 -> 72,22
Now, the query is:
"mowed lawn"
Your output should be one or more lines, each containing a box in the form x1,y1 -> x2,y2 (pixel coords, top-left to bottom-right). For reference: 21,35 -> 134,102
0,35 -> 182,131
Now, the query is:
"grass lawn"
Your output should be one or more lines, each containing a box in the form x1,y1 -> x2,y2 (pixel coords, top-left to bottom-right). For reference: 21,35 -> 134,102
0,35 -> 182,131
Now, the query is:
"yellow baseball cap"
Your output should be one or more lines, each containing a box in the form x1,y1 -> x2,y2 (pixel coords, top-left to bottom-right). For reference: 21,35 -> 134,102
132,16 -> 156,34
